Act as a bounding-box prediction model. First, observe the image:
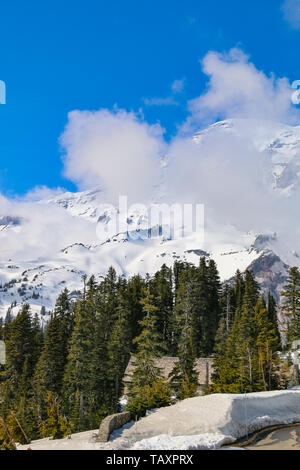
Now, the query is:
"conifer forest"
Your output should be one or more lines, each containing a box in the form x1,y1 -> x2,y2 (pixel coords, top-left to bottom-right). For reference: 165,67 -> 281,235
0,257 -> 299,449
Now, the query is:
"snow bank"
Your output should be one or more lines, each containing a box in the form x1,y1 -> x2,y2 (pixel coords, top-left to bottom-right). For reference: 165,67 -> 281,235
109,390 -> 300,446
131,433 -> 235,450
17,390 -> 300,450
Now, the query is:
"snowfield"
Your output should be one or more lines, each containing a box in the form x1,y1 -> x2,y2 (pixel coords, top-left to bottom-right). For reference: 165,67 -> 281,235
17,390 -> 300,450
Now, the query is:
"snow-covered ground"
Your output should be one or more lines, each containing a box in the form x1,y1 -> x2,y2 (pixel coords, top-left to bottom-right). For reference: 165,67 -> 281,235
17,390 -> 300,450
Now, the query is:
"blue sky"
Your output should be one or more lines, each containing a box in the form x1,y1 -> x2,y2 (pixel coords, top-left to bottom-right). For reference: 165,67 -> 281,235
0,0 -> 300,196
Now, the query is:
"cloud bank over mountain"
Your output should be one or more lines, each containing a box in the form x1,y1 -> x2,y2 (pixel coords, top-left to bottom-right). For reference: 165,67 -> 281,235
60,108 -> 166,205
1,48 -> 300,262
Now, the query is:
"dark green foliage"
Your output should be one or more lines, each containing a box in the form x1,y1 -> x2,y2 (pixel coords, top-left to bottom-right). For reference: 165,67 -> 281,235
281,267 -> 300,346
126,288 -> 173,416
62,276 -> 101,431
148,264 -> 174,351
33,288 -> 73,424
107,292 -> 132,412
130,288 -> 165,389
267,291 -> 281,347
0,304 -> 42,442
169,278 -> 199,398
212,272 -> 281,393
126,379 -> 172,417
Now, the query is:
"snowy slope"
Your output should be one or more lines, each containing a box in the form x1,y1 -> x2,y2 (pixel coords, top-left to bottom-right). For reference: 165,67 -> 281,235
2,119 -> 300,317
0,218 -> 263,318
16,389 -> 300,450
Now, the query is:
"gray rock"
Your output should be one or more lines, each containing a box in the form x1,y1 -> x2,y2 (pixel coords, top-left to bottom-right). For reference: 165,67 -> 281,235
97,411 -> 132,442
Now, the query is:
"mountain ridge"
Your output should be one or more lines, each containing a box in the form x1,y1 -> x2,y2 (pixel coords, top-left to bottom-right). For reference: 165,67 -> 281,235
1,118 -> 300,317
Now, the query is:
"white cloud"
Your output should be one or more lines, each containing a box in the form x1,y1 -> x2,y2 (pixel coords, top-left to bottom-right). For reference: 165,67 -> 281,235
163,49 -> 300,250
184,48 -> 299,132
282,0 -> 300,29
143,79 -> 185,108
21,185 -> 66,202
60,108 -> 166,204
0,193 -> 96,261
171,79 -> 185,94
165,117 -> 300,255
142,96 -> 179,106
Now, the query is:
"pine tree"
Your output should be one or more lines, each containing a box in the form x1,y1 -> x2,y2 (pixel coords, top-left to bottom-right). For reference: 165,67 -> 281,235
212,307 -> 242,393
205,258 -> 221,354
97,267 -> 118,339
213,271 -> 282,394
125,274 -> 146,347
149,264 -> 174,351
62,277 -> 100,432
127,289 -> 167,415
5,304 -> 37,389
211,312 -> 231,392
169,279 -> 198,398
173,267 -> 198,356
34,289 -> 73,400
107,292 -> 132,412
130,289 -> 164,389
234,271 -> 260,392
3,307 -> 13,341
281,267 -> 300,346
39,392 -> 71,439
34,313 -> 65,398
0,317 -> 3,341
0,304 -> 41,441
267,291 -> 281,347
255,295 -> 280,391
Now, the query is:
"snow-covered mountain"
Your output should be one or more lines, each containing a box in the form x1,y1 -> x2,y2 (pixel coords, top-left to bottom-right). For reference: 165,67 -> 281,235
193,118 -> 300,195
1,118 -> 300,318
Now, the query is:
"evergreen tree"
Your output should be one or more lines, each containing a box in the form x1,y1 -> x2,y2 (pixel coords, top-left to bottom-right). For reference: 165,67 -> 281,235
169,279 -> 198,398
34,289 -> 73,400
130,289 -> 164,389
267,291 -> 281,347
281,267 -> 300,346
213,271 -> 281,394
62,277 -> 101,432
0,318 -> 3,340
127,289 -> 168,415
212,306 -> 242,393
255,295 -> 280,391
219,284 -> 236,334
235,271 -> 260,391
0,304 -> 41,441
149,264 -> 174,351
107,292 -> 132,412
97,267 -> 118,339
39,392 -> 71,439
125,274 -> 146,346
3,307 -> 13,341
5,305 -> 37,389
205,258 -> 221,353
